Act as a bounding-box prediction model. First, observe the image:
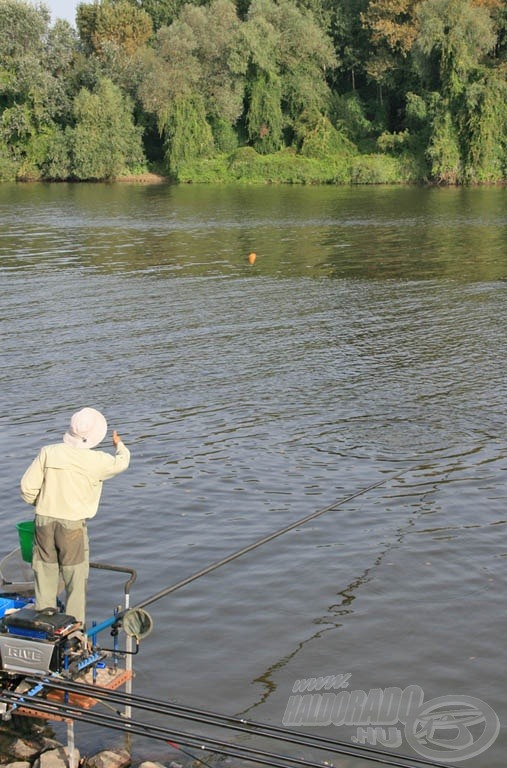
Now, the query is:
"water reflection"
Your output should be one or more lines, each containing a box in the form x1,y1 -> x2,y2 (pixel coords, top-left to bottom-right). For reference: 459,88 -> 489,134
0,184 -> 506,281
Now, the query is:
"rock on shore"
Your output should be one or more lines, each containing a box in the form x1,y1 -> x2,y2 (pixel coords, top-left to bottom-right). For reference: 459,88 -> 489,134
0,726 -> 187,768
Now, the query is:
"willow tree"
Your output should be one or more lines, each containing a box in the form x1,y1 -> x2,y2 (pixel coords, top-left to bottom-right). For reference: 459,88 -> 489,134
171,0 -> 247,150
137,27 -> 211,173
461,67 -> 507,181
242,0 -> 337,152
413,0 -> 499,182
138,0 -> 246,172
472,0 -> 506,60
71,77 -> 145,179
246,72 -> 283,153
415,0 -> 495,96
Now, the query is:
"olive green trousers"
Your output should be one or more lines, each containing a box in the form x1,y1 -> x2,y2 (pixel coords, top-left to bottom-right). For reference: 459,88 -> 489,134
33,515 -> 89,625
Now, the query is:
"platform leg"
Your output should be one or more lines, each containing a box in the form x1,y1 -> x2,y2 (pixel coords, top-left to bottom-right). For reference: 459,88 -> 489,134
124,596 -> 132,754
67,720 -> 76,768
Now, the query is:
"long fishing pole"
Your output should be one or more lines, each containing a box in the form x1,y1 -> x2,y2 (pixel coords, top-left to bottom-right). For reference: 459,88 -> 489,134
0,693 -> 324,768
132,466 -> 417,612
21,675 -> 460,768
1,686 -> 460,768
56,462 -> 433,768
89,693 -> 215,768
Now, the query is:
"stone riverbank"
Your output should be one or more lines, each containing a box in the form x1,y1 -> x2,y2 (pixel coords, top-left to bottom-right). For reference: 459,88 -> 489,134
0,723 -> 191,768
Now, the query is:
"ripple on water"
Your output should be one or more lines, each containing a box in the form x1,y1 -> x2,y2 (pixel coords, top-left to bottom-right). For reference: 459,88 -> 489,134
1,185 -> 507,765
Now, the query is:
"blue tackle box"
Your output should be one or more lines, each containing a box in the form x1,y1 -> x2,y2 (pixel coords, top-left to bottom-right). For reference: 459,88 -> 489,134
0,596 -> 33,619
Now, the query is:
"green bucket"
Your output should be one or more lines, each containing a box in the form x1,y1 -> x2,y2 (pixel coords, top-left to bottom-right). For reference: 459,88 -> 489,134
16,520 -> 35,563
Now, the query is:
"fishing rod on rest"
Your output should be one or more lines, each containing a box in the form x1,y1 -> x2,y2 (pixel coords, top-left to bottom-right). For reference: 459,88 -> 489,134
20,674 -> 462,768
87,462 -> 448,768
0,692 -> 322,768
0,685 -> 462,768
107,463 -> 433,721
120,464 -> 420,630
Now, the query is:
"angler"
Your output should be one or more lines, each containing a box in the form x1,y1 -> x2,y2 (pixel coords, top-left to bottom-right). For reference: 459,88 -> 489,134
20,407 -> 131,625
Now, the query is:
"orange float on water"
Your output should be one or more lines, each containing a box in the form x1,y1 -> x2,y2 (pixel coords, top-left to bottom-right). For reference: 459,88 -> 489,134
248,252 -> 257,265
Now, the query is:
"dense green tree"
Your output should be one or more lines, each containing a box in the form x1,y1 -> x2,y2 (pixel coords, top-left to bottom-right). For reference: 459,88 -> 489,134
0,0 -> 49,63
124,0 -> 185,30
39,126 -> 72,179
0,1 -> 49,111
138,0 -> 246,169
46,20 -> 78,74
71,77 -> 145,179
173,0 -> 246,124
162,93 -> 214,173
472,0 -> 506,57
0,1 -> 80,177
328,91 -> 374,145
362,0 -> 419,56
462,67 -> 507,180
412,0 -> 501,182
327,0 -> 369,91
77,0 -> 153,56
0,0 -> 505,183
0,103 -> 33,158
242,0 -> 336,149
413,0 -> 495,95
137,19 -> 209,168
360,0 -> 418,105
75,1 -> 154,114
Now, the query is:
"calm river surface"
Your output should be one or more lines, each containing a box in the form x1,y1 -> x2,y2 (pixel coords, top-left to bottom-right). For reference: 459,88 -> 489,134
0,182 -> 506,767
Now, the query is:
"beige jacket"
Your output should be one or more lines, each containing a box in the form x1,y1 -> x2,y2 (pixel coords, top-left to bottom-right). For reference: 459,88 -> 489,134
20,441 -> 130,521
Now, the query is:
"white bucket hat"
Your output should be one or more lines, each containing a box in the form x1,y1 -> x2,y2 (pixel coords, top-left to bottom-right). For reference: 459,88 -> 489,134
63,407 -> 108,449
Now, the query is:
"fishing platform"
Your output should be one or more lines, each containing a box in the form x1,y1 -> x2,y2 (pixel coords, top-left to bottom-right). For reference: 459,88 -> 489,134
0,498 -> 456,768
0,540 -> 151,765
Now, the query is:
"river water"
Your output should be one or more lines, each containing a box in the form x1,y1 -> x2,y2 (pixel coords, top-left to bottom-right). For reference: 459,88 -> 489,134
0,182 -> 506,767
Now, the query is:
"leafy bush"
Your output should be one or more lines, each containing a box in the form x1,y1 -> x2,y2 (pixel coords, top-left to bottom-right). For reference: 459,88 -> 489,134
295,112 -> 357,159
376,130 -> 410,155
426,107 -> 462,184
349,154 -> 405,184
178,146 -> 352,184
0,142 -> 17,181
210,117 -> 239,154
40,128 -> 72,180
329,92 -> 373,143
177,156 -> 230,183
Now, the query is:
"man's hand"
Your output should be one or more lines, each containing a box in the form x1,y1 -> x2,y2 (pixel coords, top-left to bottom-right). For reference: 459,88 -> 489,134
112,430 -> 122,446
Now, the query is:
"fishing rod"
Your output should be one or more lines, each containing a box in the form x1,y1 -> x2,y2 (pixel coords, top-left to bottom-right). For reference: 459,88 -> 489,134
93,692 -> 214,768
0,691 -> 325,768
19,675 -> 460,768
131,465 -> 418,613
1,684 -> 461,768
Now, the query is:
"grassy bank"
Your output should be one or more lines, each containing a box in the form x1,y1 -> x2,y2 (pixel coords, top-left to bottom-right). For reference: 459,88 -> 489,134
175,147 -> 423,185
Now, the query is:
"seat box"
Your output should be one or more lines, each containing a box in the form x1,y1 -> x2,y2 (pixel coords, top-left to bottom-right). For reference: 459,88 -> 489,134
3,608 -> 78,640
